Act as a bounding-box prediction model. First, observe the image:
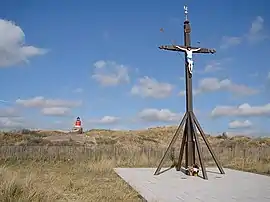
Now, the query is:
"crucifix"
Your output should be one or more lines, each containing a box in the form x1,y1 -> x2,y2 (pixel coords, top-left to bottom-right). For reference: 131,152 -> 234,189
154,5 -> 225,180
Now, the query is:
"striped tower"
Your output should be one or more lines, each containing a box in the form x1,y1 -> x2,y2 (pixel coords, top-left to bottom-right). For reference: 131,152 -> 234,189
75,117 -> 82,128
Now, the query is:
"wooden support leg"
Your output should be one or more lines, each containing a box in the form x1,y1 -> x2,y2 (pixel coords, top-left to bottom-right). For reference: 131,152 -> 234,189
176,130 -> 187,171
191,112 -> 225,174
185,113 -> 195,170
190,113 -> 208,179
154,113 -> 187,175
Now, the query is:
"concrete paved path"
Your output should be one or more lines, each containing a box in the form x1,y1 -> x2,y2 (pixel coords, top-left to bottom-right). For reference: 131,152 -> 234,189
114,167 -> 270,202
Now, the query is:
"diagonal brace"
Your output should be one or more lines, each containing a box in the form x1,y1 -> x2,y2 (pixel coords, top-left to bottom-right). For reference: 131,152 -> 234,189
190,112 -> 208,179
191,112 -> 225,174
176,129 -> 187,171
154,113 -> 188,175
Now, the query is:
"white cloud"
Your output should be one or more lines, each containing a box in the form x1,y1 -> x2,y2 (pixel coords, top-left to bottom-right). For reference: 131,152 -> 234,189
16,96 -> 81,108
41,107 -> 70,116
73,88 -> 83,93
137,108 -> 182,122
246,16 -> 268,43
15,96 -> 81,117
0,117 -> 24,129
0,107 -> 20,117
0,19 -> 47,67
92,60 -> 129,86
220,36 -> 242,49
131,76 -> 173,98
0,99 -> 9,103
228,120 -> 252,129
0,106 -> 24,129
220,16 -> 268,49
193,77 -> 258,96
178,90 -> 199,96
195,58 -> 232,74
211,103 -> 270,117
204,61 -> 223,73
89,116 -> 120,125
248,16 -> 264,35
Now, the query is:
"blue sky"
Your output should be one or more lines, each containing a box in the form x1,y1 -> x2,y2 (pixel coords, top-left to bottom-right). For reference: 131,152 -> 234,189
0,0 -> 269,136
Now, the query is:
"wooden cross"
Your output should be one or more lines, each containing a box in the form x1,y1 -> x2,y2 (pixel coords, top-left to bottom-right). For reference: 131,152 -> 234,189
154,5 -> 225,180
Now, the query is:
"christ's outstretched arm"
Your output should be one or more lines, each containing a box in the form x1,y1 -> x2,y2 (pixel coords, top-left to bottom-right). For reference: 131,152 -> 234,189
174,45 -> 187,52
159,45 -> 186,52
191,48 -> 201,52
196,48 -> 216,54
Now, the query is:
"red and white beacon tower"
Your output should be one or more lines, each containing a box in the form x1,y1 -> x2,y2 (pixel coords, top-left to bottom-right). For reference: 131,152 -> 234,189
75,117 -> 82,128
73,117 -> 83,134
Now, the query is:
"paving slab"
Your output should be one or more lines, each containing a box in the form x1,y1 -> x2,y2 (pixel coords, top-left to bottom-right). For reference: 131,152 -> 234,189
114,167 -> 270,202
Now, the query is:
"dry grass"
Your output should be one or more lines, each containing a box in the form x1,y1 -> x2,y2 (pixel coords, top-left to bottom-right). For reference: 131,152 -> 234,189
0,128 -> 270,201
0,160 -> 140,202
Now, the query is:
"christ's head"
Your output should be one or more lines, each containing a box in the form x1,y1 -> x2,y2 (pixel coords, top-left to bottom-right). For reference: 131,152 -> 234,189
187,47 -> 191,51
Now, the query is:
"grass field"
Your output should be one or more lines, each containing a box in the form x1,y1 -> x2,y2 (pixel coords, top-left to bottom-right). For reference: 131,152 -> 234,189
0,128 -> 269,201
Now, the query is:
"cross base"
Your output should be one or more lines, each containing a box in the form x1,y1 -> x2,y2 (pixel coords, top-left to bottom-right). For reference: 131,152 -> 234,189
154,111 -> 225,180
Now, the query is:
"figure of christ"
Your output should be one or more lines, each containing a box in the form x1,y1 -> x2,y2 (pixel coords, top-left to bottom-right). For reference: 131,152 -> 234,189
175,46 -> 201,74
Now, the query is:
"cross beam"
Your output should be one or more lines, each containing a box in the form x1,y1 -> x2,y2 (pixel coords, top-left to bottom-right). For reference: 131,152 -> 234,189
154,6 -> 225,180
159,45 -> 216,54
